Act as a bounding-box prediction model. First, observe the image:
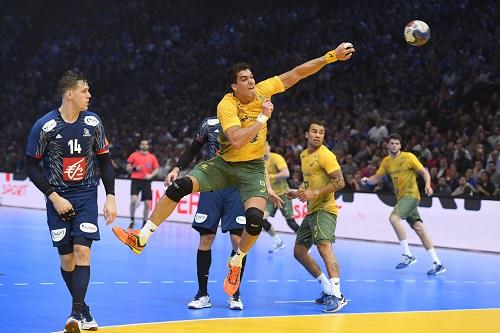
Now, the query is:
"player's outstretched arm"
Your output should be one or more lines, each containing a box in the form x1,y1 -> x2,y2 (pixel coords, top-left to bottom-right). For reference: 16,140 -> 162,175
278,42 -> 355,89
165,140 -> 204,186
361,174 -> 383,186
417,168 -> 434,196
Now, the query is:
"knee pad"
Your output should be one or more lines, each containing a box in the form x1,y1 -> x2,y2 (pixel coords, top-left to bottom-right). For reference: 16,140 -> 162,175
165,177 -> 193,202
262,219 -> 272,232
244,207 -> 264,236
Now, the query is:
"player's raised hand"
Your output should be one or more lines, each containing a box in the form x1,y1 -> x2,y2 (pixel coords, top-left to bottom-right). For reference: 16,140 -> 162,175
103,195 -> 117,225
165,166 -> 180,186
48,193 -> 75,221
261,99 -> 274,118
333,42 -> 355,61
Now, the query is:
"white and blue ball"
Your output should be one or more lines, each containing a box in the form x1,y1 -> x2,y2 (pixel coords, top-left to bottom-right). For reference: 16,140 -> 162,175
404,20 -> 430,46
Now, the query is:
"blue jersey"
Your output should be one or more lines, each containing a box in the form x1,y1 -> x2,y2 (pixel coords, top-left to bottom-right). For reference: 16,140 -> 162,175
26,109 -> 109,193
194,117 -> 221,159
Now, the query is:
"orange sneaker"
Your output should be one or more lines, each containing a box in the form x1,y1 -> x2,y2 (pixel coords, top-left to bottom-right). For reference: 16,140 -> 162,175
223,262 -> 242,296
112,227 -> 145,254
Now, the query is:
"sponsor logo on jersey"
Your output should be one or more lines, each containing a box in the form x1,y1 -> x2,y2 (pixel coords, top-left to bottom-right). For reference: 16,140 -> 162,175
83,128 -> 91,137
63,157 -> 86,181
51,228 -> 66,242
84,116 -> 99,127
214,129 -> 219,133
56,133 -> 62,139
194,213 -> 208,223
236,216 -> 246,224
42,119 -> 57,132
80,223 -> 98,233
207,119 -> 220,125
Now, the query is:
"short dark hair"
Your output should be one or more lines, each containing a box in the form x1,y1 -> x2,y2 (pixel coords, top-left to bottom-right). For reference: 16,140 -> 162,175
227,63 -> 251,86
58,70 -> 87,97
307,120 -> 326,131
389,133 -> 402,142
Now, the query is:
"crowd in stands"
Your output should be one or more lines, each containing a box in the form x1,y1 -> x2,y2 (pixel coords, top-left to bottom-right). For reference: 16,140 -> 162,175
1,0 -> 498,198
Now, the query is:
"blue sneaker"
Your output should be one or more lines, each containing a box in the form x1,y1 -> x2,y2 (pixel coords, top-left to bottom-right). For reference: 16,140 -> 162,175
427,262 -> 446,275
315,292 -> 330,305
81,304 -> 98,330
395,254 -> 417,269
322,294 -> 347,313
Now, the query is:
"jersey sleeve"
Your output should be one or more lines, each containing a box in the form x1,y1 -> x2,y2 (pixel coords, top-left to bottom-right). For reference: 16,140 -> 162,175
127,152 -> 136,164
375,158 -> 389,176
152,154 -> 160,169
194,118 -> 209,144
408,153 -> 424,171
319,149 -> 341,174
25,119 -> 48,159
217,99 -> 241,131
93,115 -> 109,154
255,76 -> 286,97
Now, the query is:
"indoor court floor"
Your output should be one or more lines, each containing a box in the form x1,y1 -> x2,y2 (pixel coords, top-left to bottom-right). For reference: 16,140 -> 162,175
1,206 -> 499,333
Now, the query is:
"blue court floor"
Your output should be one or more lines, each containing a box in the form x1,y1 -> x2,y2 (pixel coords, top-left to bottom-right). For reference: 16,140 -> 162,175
1,206 -> 499,332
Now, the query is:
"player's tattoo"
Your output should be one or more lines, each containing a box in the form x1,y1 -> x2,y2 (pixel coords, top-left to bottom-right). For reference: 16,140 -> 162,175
330,170 -> 345,192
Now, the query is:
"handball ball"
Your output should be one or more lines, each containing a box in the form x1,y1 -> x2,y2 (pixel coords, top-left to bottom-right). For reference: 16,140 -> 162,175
404,20 -> 430,46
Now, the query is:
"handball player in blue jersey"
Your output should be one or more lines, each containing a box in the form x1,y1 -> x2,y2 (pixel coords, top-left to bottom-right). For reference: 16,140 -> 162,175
166,116 -> 247,310
25,70 -> 117,333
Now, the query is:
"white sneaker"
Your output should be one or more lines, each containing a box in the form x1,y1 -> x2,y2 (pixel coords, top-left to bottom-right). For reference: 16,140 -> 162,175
269,240 -> 286,254
188,294 -> 212,309
228,296 -> 244,310
81,305 -> 98,331
64,314 -> 82,333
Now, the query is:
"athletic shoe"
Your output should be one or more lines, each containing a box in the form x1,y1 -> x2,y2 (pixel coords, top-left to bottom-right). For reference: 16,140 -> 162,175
315,291 -> 330,305
268,240 -> 286,254
427,262 -> 446,275
322,294 -> 347,313
127,221 -> 135,230
228,295 -> 244,310
112,227 -> 145,254
81,304 -> 98,331
223,262 -> 242,296
395,254 -> 417,269
187,294 -> 212,309
64,313 -> 82,333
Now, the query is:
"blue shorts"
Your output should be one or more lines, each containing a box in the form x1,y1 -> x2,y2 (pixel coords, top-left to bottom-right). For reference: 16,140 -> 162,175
192,187 -> 246,233
46,189 -> 100,247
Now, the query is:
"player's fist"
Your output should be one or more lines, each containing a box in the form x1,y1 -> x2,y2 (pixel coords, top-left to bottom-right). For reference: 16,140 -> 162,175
165,167 -> 180,186
361,177 -> 368,185
261,99 -> 274,118
49,193 -> 75,221
334,42 -> 355,61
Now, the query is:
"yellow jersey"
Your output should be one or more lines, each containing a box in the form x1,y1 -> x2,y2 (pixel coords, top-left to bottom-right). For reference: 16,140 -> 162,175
375,152 -> 424,200
300,145 -> 341,215
217,76 -> 285,162
265,152 -> 290,196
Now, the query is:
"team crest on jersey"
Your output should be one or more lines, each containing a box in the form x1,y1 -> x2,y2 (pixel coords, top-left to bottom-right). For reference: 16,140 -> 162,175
236,216 -> 246,225
42,119 -> 57,132
51,228 -> 66,242
83,128 -> 91,137
207,119 -> 220,125
194,213 -> 208,223
84,115 -> 99,127
63,157 -> 86,181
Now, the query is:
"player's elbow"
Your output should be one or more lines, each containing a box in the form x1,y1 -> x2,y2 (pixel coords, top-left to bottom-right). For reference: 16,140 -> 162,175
336,180 -> 346,191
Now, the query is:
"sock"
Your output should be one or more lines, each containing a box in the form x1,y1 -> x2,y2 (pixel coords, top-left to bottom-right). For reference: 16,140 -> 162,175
60,267 -> 74,297
232,251 -> 247,299
72,265 -> 90,314
329,277 -> 341,298
400,240 -> 412,256
196,249 -> 211,296
286,218 -> 300,233
272,234 -> 282,244
316,273 -> 332,295
427,248 -> 441,265
130,217 -> 135,222
139,220 -> 158,244
230,248 -> 247,267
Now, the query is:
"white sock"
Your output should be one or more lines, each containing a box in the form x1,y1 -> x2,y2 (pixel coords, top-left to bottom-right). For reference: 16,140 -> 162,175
138,220 -> 157,244
427,248 -> 441,265
316,273 -> 332,295
329,277 -> 341,298
273,234 -> 282,244
230,248 -> 247,267
400,240 -> 412,256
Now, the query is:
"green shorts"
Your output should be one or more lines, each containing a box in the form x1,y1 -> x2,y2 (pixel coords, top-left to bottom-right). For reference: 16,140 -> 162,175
189,156 -> 268,203
392,196 -> 422,227
295,211 -> 337,248
265,194 -> 294,219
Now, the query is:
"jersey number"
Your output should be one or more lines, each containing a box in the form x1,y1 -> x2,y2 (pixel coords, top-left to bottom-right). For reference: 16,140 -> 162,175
68,139 -> 82,154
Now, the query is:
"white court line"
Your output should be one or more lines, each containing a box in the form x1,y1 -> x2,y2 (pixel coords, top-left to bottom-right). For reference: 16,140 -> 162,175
384,280 -> 396,282
268,280 -> 279,283
306,279 -> 316,282
464,281 -> 477,284
138,281 -> 152,284
286,280 -> 299,282
183,280 -> 196,283
161,281 -> 174,284
40,282 -> 55,285
364,280 -> 376,283
444,280 -> 457,283
208,280 -> 217,283
424,280 -> 435,283
14,283 -> 28,286
345,279 -> 357,282
247,280 -> 259,283
114,281 -> 128,284
485,281 -> 497,284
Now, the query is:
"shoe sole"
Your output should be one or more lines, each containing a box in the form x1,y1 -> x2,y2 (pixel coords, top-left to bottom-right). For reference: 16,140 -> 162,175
112,228 -> 143,255
81,326 -> 98,331
188,304 -> 212,309
223,277 -> 240,296
322,300 -> 348,313
64,320 -> 80,333
229,305 -> 243,310
395,258 -> 417,269
428,267 -> 446,275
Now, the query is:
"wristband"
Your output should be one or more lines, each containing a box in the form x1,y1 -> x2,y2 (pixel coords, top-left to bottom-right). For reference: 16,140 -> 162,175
45,188 -> 54,197
325,50 -> 337,63
256,114 -> 269,124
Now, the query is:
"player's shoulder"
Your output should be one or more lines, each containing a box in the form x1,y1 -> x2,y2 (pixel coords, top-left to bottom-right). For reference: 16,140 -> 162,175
270,152 -> 284,160
218,93 -> 237,108
80,110 -> 102,127
32,109 -> 60,132
319,145 -> 335,158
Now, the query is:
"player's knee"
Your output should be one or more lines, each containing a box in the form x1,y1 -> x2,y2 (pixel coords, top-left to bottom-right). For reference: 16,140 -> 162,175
262,219 -> 272,232
411,220 -> 423,232
244,207 -> 264,236
165,177 -> 193,202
